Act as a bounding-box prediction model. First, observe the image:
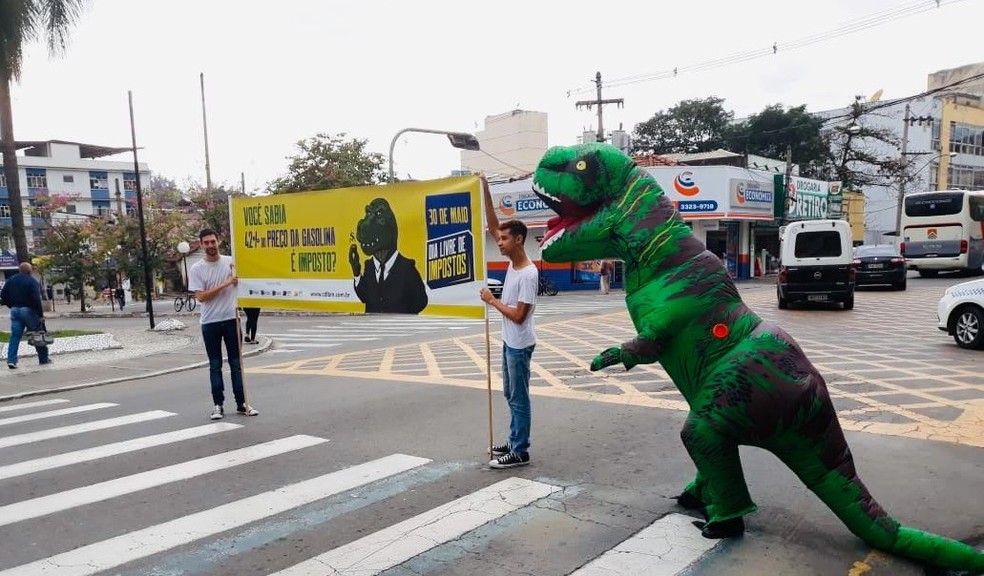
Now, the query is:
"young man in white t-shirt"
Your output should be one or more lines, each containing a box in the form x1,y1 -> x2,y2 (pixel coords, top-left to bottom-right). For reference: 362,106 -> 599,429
188,229 -> 258,420
479,178 -> 538,469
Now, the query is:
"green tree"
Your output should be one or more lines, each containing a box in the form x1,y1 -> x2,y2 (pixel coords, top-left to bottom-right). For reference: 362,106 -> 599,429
266,132 -> 386,193
0,0 -> 88,263
724,104 -> 826,168
631,97 -> 734,155
187,184 -> 236,239
38,219 -> 101,312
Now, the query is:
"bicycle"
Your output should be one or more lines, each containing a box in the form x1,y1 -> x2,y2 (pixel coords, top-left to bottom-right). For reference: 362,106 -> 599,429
174,292 -> 198,312
537,275 -> 559,296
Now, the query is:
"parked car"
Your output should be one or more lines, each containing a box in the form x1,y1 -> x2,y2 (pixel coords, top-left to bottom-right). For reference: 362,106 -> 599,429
487,278 -> 503,298
937,277 -> 984,348
777,219 -> 856,309
852,245 -> 907,290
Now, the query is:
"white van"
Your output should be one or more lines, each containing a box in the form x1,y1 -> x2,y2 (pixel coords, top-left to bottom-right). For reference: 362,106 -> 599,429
777,219 -> 856,310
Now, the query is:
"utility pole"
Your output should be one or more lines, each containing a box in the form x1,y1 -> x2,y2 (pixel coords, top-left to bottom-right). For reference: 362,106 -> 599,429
200,72 -> 213,193
783,145 -> 794,222
575,72 -> 623,142
128,90 -> 155,329
241,172 -> 246,195
895,104 -> 911,238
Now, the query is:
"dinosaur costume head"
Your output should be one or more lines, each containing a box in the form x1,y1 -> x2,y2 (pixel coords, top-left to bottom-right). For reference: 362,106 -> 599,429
356,198 -> 398,261
532,143 -> 636,262
534,143 -> 704,292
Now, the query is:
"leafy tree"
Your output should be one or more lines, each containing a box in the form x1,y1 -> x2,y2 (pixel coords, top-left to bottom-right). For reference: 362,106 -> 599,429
724,104 -> 826,169
631,97 -> 734,155
187,184 -> 236,239
266,132 -> 386,193
0,0 -> 89,263
37,219 -> 101,312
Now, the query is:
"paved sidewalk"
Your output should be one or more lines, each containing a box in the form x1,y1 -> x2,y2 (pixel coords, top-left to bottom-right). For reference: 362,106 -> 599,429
0,322 -> 271,402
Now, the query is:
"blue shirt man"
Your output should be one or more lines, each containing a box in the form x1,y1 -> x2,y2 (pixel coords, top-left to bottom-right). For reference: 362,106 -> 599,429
1,262 -> 51,368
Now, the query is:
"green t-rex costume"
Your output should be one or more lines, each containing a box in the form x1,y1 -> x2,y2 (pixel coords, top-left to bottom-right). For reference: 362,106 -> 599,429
532,142 -> 983,572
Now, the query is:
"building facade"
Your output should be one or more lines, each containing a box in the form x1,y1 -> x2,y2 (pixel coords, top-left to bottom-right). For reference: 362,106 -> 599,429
0,140 -> 150,275
460,110 -> 547,180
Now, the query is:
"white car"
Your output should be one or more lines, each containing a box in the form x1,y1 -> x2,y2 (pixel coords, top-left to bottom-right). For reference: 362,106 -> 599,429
937,277 -> 984,349
487,278 -> 503,298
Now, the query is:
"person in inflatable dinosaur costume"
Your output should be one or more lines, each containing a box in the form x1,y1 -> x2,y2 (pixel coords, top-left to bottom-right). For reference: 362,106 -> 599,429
531,142 -> 983,572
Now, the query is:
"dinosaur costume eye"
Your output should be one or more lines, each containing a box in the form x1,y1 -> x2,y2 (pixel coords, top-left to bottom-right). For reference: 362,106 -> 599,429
575,160 -> 587,171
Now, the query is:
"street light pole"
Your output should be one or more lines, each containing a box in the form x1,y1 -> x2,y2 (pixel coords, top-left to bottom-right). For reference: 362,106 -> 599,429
388,128 -> 480,183
177,241 -> 190,291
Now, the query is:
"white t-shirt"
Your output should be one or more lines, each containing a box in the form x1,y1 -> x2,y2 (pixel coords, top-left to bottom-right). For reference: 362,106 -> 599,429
188,255 -> 238,325
500,262 -> 538,349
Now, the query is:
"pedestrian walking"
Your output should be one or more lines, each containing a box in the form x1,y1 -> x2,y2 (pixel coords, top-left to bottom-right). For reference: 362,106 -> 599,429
599,260 -> 612,294
242,307 -> 260,343
1,262 -> 51,369
188,228 -> 259,420
479,176 -> 538,469
114,286 -> 125,311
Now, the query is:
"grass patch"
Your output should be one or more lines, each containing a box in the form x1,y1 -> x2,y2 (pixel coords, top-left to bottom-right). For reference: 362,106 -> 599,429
0,330 -> 102,343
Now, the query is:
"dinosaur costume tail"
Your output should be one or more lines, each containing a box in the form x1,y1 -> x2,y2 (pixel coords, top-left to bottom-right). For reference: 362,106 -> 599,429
778,420 -> 984,572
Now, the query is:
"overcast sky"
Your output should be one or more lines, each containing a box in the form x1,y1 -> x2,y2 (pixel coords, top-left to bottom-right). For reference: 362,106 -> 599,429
8,0 -> 983,191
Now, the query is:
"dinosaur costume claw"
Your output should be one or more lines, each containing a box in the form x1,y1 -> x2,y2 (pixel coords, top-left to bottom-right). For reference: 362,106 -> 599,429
533,143 -> 984,572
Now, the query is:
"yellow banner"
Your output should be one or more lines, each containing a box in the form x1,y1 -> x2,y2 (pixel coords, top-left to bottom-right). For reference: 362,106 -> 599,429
230,176 -> 486,318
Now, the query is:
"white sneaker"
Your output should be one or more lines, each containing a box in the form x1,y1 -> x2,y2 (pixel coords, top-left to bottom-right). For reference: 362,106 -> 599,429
210,405 -> 224,420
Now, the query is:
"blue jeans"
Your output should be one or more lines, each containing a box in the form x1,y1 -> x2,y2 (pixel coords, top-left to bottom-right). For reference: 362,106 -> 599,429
201,319 -> 244,407
502,343 -> 535,455
7,307 -> 50,366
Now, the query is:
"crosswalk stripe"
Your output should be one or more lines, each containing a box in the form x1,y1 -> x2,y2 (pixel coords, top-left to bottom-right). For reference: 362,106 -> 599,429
569,513 -> 722,575
0,453 -> 431,576
0,399 -> 70,414
0,434 -> 328,528
271,477 -> 560,576
0,422 -> 242,481
264,334 -> 380,341
269,343 -> 344,348
0,411 -> 175,449
0,403 -> 117,427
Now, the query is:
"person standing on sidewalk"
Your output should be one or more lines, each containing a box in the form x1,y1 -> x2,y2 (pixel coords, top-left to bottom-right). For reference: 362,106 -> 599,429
188,228 -> 259,420
599,260 -> 612,294
242,307 -> 260,343
478,176 -> 538,469
1,262 -> 51,369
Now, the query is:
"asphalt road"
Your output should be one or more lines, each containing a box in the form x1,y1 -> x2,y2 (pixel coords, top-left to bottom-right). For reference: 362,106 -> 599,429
0,274 -> 981,576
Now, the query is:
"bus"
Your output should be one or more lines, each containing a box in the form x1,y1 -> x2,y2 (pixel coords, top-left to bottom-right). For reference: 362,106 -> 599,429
900,189 -> 984,277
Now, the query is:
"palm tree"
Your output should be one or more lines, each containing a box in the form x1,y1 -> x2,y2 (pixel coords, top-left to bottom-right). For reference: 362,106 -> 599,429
0,0 -> 88,263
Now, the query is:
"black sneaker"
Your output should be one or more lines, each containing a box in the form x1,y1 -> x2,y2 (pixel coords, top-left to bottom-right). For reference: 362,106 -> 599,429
237,404 -> 259,416
488,442 -> 510,456
489,452 -> 530,469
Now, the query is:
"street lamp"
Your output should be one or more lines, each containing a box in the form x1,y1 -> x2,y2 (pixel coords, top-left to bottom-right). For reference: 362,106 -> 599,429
895,151 -> 957,235
177,241 -> 191,291
388,128 -> 481,183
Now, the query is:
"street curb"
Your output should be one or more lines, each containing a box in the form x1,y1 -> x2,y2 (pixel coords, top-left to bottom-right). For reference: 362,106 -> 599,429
0,338 -> 274,403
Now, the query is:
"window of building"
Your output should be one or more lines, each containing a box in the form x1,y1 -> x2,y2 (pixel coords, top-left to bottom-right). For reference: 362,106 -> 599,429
948,122 -> 984,157
126,203 -> 136,217
0,204 -> 10,218
63,175 -> 74,183
123,172 -> 137,191
946,163 -> 984,191
0,172 -> 5,188
26,169 -> 47,189
65,204 -> 77,213
93,201 -> 112,216
89,171 -> 109,190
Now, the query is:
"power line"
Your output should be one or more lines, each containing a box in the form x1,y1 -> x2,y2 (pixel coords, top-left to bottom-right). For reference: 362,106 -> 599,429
569,0 -> 969,95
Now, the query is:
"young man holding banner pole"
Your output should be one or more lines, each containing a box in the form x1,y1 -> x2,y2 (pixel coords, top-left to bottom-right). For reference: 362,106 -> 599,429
479,177 -> 539,469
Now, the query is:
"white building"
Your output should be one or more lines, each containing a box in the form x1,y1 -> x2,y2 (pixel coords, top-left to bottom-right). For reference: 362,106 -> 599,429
813,62 -> 984,244
0,139 -> 150,272
460,110 -> 547,180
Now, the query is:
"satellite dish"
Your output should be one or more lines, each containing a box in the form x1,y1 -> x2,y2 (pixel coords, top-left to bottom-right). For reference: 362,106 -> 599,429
868,89 -> 883,103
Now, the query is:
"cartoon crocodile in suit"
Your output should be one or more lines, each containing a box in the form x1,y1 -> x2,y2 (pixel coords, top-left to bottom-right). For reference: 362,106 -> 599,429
531,142 -> 983,572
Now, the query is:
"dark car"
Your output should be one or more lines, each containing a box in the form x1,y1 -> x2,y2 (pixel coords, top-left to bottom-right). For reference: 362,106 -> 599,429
852,245 -> 907,290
